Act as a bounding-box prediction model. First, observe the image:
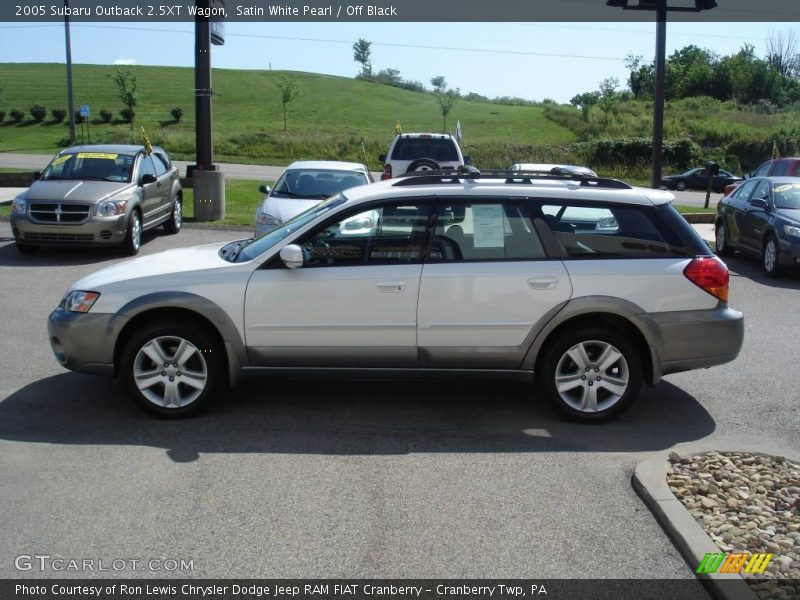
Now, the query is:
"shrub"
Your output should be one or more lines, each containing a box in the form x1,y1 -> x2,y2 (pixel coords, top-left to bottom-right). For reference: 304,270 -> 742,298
73,110 -> 84,124
0,110 -> 5,123
51,108 -> 66,122
120,108 -> 135,124
170,106 -> 184,123
9,109 -> 25,123
30,104 -> 47,122
99,109 -> 113,123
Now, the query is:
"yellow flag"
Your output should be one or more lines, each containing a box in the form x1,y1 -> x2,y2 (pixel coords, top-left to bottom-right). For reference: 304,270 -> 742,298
394,120 -> 402,135
772,141 -> 780,159
141,126 -> 153,155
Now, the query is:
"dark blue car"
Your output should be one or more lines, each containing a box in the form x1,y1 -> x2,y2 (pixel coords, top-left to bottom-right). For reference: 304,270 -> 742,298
715,176 -> 800,277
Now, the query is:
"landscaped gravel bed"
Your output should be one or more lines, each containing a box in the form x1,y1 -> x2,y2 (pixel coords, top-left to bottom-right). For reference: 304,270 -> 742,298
667,451 -> 799,598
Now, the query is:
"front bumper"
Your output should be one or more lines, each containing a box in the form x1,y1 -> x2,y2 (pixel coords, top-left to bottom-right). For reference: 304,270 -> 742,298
778,233 -> 800,266
48,307 -> 128,377
633,307 -> 745,383
11,212 -> 128,246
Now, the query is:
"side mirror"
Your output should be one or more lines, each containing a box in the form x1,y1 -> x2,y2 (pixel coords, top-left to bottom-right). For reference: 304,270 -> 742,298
751,198 -> 768,210
32,171 -> 42,181
378,154 -> 386,162
258,184 -> 271,195
279,244 -> 304,269
140,174 -> 157,185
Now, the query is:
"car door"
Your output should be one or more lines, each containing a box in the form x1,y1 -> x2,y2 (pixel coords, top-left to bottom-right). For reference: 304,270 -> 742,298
243,200 -> 432,367
740,180 -> 772,251
687,168 -> 705,189
726,179 -> 758,247
417,199 -> 572,369
152,152 -> 176,219
136,154 -> 164,226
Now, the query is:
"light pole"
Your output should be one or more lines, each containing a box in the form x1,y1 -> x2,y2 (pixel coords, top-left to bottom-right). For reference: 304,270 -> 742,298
606,0 -> 717,189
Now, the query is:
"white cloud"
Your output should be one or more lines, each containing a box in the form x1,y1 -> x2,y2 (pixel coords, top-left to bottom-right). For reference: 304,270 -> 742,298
113,58 -> 137,65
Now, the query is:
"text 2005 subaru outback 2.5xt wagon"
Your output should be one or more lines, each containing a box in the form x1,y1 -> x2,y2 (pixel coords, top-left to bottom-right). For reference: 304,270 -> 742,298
48,170 -> 744,422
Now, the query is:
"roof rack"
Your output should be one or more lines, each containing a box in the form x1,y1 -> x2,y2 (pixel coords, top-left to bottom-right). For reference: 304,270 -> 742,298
391,168 -> 632,189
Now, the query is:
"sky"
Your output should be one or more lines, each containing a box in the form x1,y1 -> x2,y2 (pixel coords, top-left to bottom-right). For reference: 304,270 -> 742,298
0,20 -> 797,103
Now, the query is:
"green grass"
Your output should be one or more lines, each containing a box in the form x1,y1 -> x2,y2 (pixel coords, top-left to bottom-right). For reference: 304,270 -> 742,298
182,178 -> 270,226
0,63 -> 575,169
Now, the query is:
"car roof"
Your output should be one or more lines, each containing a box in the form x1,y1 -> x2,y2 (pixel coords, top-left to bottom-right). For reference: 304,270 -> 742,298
341,176 -> 675,206
511,163 -> 597,175
393,133 -> 455,140
61,144 -> 162,154
285,160 -> 367,171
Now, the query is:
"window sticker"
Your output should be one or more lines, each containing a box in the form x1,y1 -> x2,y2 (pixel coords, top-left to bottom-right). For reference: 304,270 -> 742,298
774,183 -> 800,193
76,152 -> 118,160
50,155 -> 73,166
473,204 -> 505,248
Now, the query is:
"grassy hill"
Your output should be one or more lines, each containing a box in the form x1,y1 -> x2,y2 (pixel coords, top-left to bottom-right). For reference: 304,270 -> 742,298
0,63 -> 575,168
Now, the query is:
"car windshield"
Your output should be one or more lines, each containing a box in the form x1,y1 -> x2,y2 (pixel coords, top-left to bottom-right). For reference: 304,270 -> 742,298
773,182 -> 800,209
271,168 -> 366,199
41,151 -> 136,183
391,138 -> 459,162
233,194 -> 348,262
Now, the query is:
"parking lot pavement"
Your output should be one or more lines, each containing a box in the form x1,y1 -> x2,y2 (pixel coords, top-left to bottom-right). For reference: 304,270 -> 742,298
0,220 -> 797,580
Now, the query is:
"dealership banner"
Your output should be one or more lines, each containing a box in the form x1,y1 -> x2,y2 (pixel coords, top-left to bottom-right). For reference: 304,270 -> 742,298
2,578 -> 777,600
2,0 -> 799,22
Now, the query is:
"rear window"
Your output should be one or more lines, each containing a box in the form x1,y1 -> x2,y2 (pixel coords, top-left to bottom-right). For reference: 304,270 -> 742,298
391,138 -> 459,162
539,202 -> 691,258
273,169 -> 367,199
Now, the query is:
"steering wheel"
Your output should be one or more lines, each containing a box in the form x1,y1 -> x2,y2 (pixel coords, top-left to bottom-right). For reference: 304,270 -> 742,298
302,238 -> 332,265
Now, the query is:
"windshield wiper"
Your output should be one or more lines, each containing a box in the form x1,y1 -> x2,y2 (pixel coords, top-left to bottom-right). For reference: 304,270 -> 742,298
220,238 -> 254,262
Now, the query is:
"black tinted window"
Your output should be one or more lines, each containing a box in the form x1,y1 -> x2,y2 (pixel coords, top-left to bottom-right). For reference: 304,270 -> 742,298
153,153 -> 170,176
391,138 -> 459,162
772,161 -> 789,176
539,202 -> 690,258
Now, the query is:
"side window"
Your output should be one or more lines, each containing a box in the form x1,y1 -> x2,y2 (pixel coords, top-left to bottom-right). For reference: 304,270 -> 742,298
790,162 -> 800,176
749,181 -> 770,204
539,202 -> 690,258
752,161 -> 772,177
771,160 -> 789,176
139,156 -> 157,181
152,153 -> 170,177
734,180 -> 758,201
299,202 -> 431,267
430,201 -> 545,262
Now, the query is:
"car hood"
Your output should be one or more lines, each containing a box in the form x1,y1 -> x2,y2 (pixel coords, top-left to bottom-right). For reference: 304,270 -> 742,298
27,180 -> 134,203
777,208 -> 800,224
261,195 -> 323,222
71,242 -> 233,291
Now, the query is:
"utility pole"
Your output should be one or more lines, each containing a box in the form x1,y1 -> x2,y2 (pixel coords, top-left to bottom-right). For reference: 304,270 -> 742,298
64,0 -> 75,144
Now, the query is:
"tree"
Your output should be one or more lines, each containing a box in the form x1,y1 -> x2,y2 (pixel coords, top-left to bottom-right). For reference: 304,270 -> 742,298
430,76 -> 446,92
570,91 -> 600,120
353,38 -> 372,79
766,29 -> 799,79
109,69 -> 137,129
597,78 -> 619,123
170,106 -> 184,123
625,54 -> 655,100
435,86 -> 459,133
274,76 -> 299,131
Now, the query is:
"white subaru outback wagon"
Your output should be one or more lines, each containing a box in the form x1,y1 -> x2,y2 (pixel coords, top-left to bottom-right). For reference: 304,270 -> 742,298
48,170 -> 744,422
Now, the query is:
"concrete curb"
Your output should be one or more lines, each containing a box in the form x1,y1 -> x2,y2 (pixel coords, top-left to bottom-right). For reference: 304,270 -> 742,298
633,447 -> 800,600
683,213 -> 716,224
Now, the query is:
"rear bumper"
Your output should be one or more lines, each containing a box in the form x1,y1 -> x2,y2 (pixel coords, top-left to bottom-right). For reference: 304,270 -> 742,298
633,307 -> 744,383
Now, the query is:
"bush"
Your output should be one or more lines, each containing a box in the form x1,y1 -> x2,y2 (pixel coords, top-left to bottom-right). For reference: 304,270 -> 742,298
170,106 -> 184,123
0,110 -> 5,123
120,108 -> 135,124
9,109 -> 25,123
73,110 -> 84,124
99,109 -> 113,123
30,104 -> 47,122
51,108 -> 66,122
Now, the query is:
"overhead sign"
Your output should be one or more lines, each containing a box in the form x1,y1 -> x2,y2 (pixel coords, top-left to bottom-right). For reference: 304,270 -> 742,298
210,0 -> 225,45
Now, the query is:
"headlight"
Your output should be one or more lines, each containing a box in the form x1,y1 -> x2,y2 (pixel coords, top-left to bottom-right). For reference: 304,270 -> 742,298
257,212 -> 282,227
97,199 -> 128,217
64,290 -> 100,313
783,224 -> 800,238
11,197 -> 27,214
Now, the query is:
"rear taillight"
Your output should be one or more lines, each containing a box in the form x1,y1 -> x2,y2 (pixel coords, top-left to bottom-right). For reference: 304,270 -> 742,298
683,256 -> 729,303
381,163 -> 392,180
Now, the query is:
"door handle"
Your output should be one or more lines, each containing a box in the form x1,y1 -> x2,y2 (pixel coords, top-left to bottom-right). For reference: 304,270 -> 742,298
376,281 -> 406,293
527,276 -> 559,290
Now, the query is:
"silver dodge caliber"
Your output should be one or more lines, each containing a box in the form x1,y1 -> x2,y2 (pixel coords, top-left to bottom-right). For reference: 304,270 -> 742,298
48,169 -> 745,422
11,144 -> 182,255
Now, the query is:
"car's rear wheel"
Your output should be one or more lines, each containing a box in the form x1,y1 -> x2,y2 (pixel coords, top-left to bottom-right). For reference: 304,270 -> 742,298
675,181 -> 687,191
163,193 -> 182,234
120,319 -> 222,418
715,221 -> 732,257
15,242 -> 40,254
539,328 -> 642,422
762,234 -> 782,278
406,158 -> 440,173
121,210 -> 142,256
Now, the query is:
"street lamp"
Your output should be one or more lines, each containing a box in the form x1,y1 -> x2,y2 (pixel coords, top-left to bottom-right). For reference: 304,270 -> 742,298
606,0 -> 717,189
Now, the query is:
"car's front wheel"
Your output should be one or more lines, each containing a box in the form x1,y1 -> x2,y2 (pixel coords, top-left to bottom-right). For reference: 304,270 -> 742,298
122,210 -> 142,256
120,319 -> 223,418
715,220 -> 732,257
762,234 -> 782,278
163,193 -> 182,234
675,181 -> 687,191
539,328 -> 642,422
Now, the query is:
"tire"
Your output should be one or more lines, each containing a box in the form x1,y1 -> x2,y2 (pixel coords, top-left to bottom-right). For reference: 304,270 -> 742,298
406,158 -> 440,174
119,319 -> 223,418
15,243 -> 40,254
163,193 -> 182,234
675,181 -> 687,191
121,210 -> 142,256
761,234 -> 782,278
715,221 -> 732,257
538,327 -> 642,423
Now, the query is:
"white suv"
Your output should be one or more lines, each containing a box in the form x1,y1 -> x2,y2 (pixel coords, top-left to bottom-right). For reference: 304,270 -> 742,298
48,170 -> 744,421
379,133 -> 466,179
